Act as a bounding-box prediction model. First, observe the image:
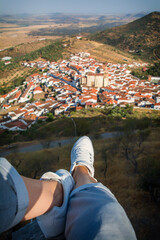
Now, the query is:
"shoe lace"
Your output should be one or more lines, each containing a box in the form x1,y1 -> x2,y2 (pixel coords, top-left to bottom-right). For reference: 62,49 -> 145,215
75,147 -> 93,162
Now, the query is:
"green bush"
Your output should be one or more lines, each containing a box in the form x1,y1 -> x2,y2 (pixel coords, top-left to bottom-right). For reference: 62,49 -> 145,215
106,105 -> 133,118
47,113 -> 54,121
75,118 -> 91,136
139,158 -> 160,202
14,41 -> 64,62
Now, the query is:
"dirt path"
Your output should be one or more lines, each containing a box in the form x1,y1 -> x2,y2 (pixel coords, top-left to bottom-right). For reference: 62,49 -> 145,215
0,131 -> 119,157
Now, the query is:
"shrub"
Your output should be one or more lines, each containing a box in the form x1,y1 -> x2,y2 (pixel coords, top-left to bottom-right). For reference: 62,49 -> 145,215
75,118 -> 91,136
47,113 -> 54,121
139,158 -> 160,202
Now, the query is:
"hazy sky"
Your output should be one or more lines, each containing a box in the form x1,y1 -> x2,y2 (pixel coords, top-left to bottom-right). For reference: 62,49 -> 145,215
0,0 -> 160,15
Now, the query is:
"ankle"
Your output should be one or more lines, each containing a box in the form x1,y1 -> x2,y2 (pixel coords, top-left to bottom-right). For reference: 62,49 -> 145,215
73,166 -> 97,189
50,181 -> 63,209
73,165 -> 88,178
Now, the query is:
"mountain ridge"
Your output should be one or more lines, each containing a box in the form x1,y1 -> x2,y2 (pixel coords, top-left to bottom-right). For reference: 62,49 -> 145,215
90,12 -> 160,60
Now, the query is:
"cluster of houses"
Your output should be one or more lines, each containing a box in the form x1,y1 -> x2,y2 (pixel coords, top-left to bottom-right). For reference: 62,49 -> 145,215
0,52 -> 160,132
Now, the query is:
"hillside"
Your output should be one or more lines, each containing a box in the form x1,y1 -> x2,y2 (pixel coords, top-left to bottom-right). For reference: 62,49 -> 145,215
90,12 -> 160,60
0,13 -> 143,50
0,40 -> 64,93
63,37 -> 138,63
0,37 -> 139,94
0,108 -> 160,240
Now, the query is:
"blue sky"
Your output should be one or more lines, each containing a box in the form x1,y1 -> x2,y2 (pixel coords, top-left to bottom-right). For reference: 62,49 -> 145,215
0,0 -> 160,15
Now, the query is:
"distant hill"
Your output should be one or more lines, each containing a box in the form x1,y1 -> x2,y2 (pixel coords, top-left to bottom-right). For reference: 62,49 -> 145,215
0,12 -> 146,37
90,12 -> 160,60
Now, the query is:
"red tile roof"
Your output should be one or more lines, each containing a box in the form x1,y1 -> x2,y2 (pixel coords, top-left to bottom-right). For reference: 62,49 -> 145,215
14,90 -> 21,99
4,120 -> 28,130
34,86 -> 43,92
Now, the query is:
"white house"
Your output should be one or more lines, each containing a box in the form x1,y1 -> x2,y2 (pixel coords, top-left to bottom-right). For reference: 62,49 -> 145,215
154,103 -> 160,110
156,96 -> 160,103
33,86 -> 43,95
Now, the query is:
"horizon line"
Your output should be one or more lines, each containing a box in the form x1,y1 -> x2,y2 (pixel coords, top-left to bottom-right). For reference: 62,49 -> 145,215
0,11 -> 154,16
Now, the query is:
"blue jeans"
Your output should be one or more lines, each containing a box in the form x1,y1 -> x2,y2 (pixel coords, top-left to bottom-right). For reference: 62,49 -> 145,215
0,158 -> 137,239
65,184 -> 137,240
0,158 -> 29,233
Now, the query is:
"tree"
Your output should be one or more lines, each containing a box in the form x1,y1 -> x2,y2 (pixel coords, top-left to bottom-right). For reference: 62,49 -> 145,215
101,143 -> 115,178
139,157 -> 160,202
47,112 -> 54,121
119,129 -> 150,173
147,62 -> 160,76
101,145 -> 109,178
30,97 -> 35,103
10,145 -> 22,169
19,152 -> 55,179
71,118 -> 77,136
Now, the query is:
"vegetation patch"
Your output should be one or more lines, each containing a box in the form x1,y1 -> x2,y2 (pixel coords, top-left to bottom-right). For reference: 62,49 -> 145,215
6,126 -> 160,240
12,40 -> 64,62
131,62 -> 160,80
90,12 -> 160,61
0,40 -> 64,92
1,106 -> 160,147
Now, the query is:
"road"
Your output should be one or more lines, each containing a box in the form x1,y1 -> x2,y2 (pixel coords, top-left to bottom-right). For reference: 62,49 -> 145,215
0,131 -> 119,157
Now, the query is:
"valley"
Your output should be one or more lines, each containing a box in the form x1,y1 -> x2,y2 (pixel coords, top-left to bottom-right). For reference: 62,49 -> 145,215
0,11 -> 160,240
91,12 -> 160,61
0,13 -> 144,49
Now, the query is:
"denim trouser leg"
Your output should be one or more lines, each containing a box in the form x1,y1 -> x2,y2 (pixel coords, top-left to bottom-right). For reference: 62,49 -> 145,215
65,183 -> 137,240
0,158 -> 29,234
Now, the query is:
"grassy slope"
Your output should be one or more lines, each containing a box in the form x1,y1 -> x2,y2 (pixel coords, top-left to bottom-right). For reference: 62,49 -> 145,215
1,107 -> 160,146
0,107 -> 160,239
64,37 -> 139,63
0,36 -> 139,92
5,127 -> 160,240
90,12 -> 160,60
0,39 -> 55,58
0,40 -> 64,91
0,14 -> 159,239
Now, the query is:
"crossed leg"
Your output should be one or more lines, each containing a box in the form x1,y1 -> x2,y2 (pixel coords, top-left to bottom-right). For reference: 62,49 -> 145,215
0,136 -> 137,240
0,158 -> 64,234
22,176 -> 62,221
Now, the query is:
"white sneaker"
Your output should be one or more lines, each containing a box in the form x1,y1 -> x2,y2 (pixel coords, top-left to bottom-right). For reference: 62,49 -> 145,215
37,169 -> 74,239
70,136 -> 95,177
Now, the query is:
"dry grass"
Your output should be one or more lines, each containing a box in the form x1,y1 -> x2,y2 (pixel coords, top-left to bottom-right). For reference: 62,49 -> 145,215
134,107 -> 160,114
0,23 -> 61,49
71,108 -> 103,118
0,35 -> 143,88
5,132 -> 160,240
0,67 -> 29,85
0,38 -> 59,58
67,38 -> 141,64
0,65 -> 37,87
93,136 -> 160,240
